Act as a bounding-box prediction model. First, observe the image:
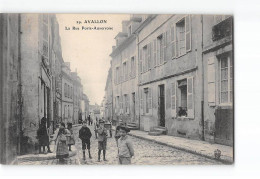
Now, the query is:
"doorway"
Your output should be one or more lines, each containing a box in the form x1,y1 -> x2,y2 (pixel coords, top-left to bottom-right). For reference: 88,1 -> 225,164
158,85 -> 165,127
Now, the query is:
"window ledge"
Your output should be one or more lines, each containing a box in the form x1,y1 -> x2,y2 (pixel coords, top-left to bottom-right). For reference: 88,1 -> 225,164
173,116 -> 194,121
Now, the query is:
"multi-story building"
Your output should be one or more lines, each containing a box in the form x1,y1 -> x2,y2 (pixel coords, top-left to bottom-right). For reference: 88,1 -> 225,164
83,94 -> 90,121
108,14 -> 234,146
0,13 -> 20,164
61,62 -> 74,124
110,15 -> 142,126
51,15 -> 63,127
104,66 -> 113,122
72,71 -> 83,124
202,15 -> 233,146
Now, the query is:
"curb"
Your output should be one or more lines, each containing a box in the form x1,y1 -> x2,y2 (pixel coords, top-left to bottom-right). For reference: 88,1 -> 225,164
126,131 -> 233,165
17,150 -> 77,162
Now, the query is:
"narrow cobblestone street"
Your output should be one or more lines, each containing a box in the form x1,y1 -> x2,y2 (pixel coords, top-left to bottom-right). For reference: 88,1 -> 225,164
18,125 -> 222,165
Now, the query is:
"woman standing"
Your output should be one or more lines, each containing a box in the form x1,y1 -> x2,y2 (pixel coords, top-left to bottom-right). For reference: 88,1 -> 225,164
55,122 -> 70,164
67,122 -> 75,151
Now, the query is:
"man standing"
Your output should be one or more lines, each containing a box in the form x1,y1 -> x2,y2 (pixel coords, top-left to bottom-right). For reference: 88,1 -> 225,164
97,119 -> 108,162
118,126 -> 134,165
79,120 -> 92,160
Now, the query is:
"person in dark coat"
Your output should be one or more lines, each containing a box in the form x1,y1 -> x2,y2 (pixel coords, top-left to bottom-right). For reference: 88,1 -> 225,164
37,117 -> 52,154
79,120 -> 92,160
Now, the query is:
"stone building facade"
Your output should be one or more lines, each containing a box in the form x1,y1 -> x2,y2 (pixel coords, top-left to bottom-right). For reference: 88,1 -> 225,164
72,71 -> 83,124
104,67 -> 113,122
110,15 -> 142,125
108,14 -> 233,146
61,62 -> 74,124
0,14 -> 20,164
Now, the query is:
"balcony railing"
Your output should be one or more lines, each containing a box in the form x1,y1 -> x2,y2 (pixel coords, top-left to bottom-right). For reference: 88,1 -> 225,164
212,17 -> 233,41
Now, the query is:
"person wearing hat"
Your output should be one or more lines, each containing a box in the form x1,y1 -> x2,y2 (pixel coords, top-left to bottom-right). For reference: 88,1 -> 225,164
79,120 -> 92,160
117,126 -> 134,165
96,119 -> 108,162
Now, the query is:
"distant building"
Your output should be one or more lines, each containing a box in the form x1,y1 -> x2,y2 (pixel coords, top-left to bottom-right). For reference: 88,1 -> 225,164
104,66 -> 113,122
72,71 -> 83,124
61,62 -> 74,124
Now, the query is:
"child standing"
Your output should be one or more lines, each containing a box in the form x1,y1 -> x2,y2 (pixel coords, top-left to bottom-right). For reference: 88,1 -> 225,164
55,122 -> 70,164
79,120 -> 92,160
67,122 -> 75,151
117,126 -> 134,165
96,120 -> 108,162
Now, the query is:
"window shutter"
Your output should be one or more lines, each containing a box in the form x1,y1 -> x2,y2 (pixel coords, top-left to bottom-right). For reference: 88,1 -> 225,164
185,15 -> 191,52
163,32 -> 167,63
156,39 -> 160,66
187,76 -> 194,118
171,25 -> 176,58
166,29 -> 171,61
207,57 -> 216,106
148,43 -> 151,70
133,56 -> 136,77
148,88 -> 152,114
140,89 -> 143,115
171,81 -> 177,117
153,39 -> 157,67
151,42 -> 154,68
139,49 -> 142,73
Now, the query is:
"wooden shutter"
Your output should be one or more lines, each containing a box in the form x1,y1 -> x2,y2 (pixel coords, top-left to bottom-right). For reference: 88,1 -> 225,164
166,29 -> 171,61
171,25 -> 176,59
156,38 -> 160,66
153,39 -> 157,67
185,15 -> 191,52
148,88 -> 152,114
163,32 -> 167,63
171,81 -> 177,117
187,76 -> 194,118
148,43 -> 151,70
139,49 -> 142,74
151,41 -> 154,68
133,56 -> 136,77
207,57 -> 216,106
140,89 -> 143,115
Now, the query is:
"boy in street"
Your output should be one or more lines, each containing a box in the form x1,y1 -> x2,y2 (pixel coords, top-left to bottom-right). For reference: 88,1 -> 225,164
118,126 -> 134,165
96,119 -> 108,162
79,120 -> 92,160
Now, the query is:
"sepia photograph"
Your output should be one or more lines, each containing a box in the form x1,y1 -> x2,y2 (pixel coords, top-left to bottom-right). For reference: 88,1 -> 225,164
0,13 -> 234,165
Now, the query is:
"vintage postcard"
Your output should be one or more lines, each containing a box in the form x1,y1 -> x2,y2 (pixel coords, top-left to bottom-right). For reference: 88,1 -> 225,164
0,14 -> 234,165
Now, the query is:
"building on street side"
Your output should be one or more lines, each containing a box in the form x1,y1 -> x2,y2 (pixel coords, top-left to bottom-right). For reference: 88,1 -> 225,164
202,15 -> 233,146
61,62 -> 74,124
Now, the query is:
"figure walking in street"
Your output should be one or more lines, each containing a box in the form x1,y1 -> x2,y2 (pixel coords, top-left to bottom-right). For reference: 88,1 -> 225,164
88,115 -> 91,126
67,122 -> 75,151
55,122 -> 70,164
96,119 -> 108,162
117,126 -> 134,165
115,122 -> 125,146
79,120 -> 92,160
36,117 -> 52,154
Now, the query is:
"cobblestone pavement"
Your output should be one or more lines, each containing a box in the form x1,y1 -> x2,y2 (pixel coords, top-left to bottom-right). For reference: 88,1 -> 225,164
18,125 -> 222,165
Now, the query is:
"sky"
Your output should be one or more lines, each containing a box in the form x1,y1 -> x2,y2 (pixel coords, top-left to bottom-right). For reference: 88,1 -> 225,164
56,14 -> 130,105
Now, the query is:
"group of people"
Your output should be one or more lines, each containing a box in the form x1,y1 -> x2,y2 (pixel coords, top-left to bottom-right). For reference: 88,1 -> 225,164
37,117 -> 135,165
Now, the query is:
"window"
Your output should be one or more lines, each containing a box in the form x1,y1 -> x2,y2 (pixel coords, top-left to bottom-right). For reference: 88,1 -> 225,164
144,88 -> 149,113
177,79 -> 188,117
220,54 -> 233,104
124,94 -> 129,114
176,19 -> 186,56
157,35 -> 164,65
143,45 -> 148,72
144,88 -> 152,114
115,67 -> 120,84
130,56 -> 135,77
123,62 -> 127,81
64,83 -> 67,97
175,15 -> 192,57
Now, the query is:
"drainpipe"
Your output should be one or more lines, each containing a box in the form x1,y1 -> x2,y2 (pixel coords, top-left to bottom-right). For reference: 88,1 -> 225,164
201,15 -> 205,141
18,14 -> 23,154
136,34 -> 141,130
